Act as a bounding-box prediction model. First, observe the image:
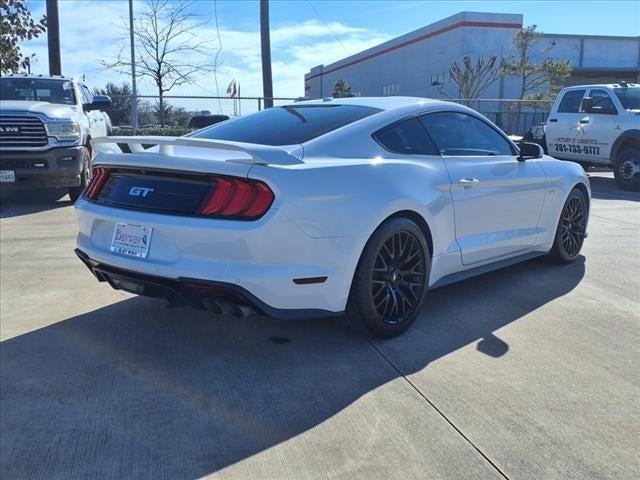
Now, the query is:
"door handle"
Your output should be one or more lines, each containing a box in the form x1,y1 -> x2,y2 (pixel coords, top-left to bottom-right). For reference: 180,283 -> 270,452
579,119 -> 589,124
548,119 -> 558,123
458,177 -> 480,184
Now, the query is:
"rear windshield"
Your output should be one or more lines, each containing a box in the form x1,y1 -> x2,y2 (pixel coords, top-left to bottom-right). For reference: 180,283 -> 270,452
191,104 -> 382,145
0,78 -> 76,105
613,88 -> 640,110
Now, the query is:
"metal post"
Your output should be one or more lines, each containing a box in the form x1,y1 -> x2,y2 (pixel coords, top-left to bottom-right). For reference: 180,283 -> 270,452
46,0 -> 62,75
260,0 -> 273,108
129,0 -> 139,133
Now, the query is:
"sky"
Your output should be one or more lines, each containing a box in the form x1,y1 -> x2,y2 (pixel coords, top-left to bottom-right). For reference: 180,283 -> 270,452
20,0 -> 640,100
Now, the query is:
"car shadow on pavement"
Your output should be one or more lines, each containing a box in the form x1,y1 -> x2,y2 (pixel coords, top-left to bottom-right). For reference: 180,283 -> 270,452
0,188 -> 72,218
0,257 -> 585,479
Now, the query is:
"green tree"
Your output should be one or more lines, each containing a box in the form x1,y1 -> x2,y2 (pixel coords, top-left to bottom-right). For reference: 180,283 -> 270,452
152,101 -> 189,127
502,25 -> 572,101
332,79 -> 355,98
0,0 -> 47,74
94,82 -> 132,108
93,82 -> 134,126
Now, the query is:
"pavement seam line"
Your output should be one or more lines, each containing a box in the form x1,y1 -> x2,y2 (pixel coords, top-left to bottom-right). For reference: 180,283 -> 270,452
366,339 -> 510,480
588,213 -> 640,227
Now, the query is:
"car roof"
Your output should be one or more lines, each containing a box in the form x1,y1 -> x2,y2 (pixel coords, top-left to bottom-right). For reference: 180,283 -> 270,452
562,83 -> 639,90
2,74 -> 74,81
292,96 -> 453,111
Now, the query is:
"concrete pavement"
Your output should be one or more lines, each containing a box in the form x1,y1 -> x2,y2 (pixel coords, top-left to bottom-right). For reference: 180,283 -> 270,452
1,172 -> 638,479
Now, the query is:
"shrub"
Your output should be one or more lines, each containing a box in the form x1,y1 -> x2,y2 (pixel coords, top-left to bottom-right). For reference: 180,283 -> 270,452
111,126 -> 194,137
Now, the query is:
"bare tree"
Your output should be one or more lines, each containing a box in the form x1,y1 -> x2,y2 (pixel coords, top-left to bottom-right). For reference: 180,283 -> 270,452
439,56 -> 502,106
101,0 -> 212,126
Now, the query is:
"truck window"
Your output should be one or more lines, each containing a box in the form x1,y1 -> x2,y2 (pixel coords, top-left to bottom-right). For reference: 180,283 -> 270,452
81,85 -> 94,105
0,78 -> 76,105
557,90 -> 586,113
613,88 -> 640,110
588,89 -> 617,114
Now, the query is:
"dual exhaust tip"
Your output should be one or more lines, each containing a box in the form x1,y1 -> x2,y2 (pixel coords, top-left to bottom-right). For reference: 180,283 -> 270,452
201,297 -> 257,318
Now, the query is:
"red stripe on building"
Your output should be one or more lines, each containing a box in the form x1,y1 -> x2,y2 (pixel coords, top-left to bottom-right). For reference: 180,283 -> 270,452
305,21 -> 522,81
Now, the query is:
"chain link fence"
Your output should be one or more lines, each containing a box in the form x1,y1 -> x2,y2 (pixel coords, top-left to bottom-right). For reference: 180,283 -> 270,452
105,95 -> 299,135
103,95 -> 552,137
448,99 -> 553,136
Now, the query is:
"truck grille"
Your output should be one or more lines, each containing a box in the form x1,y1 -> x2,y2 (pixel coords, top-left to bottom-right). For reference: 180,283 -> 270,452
0,115 -> 48,148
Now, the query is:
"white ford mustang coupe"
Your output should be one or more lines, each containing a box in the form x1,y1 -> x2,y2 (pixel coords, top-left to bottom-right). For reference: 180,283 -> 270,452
75,97 -> 590,338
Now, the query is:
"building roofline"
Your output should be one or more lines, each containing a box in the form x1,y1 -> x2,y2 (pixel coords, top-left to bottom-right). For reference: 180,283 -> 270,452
542,32 -> 640,41
305,12 -> 522,81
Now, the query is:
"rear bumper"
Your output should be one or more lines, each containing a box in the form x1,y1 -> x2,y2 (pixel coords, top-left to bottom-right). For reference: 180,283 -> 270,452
0,146 -> 84,188
74,198 -> 367,314
75,249 -> 336,319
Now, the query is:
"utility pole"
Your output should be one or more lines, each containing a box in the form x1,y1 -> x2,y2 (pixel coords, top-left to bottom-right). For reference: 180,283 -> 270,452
260,0 -> 273,108
46,0 -> 62,75
129,0 -> 139,132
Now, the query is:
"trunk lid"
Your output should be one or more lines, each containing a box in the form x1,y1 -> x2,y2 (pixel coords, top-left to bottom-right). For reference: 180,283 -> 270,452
87,136 -> 299,217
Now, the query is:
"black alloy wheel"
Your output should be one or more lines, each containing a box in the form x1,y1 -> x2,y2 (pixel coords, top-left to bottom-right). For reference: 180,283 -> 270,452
549,188 -> 588,264
560,195 -> 586,258
371,230 -> 426,325
346,217 -> 430,338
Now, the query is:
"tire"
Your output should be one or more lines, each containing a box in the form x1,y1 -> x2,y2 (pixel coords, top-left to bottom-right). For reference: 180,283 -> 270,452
68,146 -> 91,202
613,148 -> 640,191
345,217 -> 430,338
548,188 -> 588,264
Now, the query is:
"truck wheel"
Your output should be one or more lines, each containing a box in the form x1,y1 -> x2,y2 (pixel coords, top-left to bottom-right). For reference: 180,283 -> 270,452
613,149 -> 640,191
68,147 -> 91,202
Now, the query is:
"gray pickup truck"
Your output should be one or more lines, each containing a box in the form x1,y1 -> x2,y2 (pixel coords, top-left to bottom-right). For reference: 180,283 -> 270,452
0,75 -> 112,201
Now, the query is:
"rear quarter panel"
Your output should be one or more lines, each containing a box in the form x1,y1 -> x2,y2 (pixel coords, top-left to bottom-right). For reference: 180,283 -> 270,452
248,156 -> 457,259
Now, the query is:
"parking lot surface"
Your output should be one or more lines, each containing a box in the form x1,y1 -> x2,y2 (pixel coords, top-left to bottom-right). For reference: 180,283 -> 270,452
1,172 -> 638,480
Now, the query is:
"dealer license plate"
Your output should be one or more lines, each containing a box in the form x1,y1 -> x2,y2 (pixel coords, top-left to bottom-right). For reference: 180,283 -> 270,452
110,223 -> 152,258
0,170 -> 16,182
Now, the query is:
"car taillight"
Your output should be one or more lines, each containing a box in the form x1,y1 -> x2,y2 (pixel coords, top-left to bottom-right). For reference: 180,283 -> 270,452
199,177 -> 274,219
84,167 -> 110,199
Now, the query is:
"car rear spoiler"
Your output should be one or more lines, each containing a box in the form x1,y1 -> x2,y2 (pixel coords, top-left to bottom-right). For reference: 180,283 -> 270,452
91,136 -> 304,166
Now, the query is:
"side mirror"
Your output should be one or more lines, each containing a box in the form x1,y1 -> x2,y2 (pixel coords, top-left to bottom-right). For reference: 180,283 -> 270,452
517,141 -> 543,161
84,95 -> 112,111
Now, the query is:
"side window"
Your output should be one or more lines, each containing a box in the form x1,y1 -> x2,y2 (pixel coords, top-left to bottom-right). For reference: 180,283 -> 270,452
419,112 -> 514,156
81,85 -> 93,105
557,90 -> 586,113
373,118 -> 438,155
588,89 -> 617,114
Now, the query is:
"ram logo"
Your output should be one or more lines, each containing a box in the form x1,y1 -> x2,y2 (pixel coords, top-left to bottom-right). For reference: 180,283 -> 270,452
0,126 -> 21,133
129,187 -> 155,198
